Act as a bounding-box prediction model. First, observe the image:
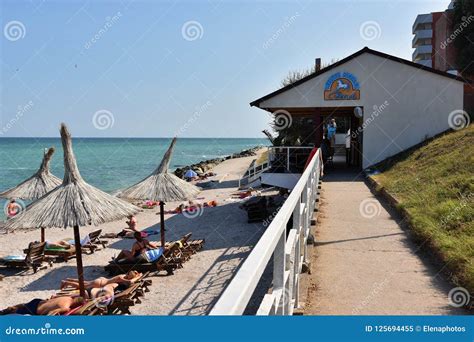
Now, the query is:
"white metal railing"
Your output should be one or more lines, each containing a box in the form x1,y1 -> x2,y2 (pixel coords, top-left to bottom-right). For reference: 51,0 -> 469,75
238,158 -> 271,188
210,149 -> 323,315
268,146 -> 314,173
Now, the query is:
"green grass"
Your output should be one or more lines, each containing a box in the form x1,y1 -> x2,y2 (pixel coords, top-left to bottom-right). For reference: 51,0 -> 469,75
373,125 -> 474,295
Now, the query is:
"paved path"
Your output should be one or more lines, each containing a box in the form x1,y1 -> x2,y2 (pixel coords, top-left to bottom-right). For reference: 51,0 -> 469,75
305,169 -> 465,315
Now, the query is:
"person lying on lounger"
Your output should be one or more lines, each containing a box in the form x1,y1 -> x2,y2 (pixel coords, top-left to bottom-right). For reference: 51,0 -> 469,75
44,235 -> 91,249
115,232 -> 159,262
0,296 -> 84,315
60,270 -> 142,290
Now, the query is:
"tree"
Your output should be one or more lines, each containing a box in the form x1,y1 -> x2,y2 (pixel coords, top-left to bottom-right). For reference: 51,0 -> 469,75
280,58 -> 339,87
453,0 -> 474,75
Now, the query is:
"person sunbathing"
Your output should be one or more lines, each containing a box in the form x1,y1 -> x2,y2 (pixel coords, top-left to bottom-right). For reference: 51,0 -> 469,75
44,234 -> 91,249
116,214 -> 139,237
114,231 -> 159,262
0,296 -> 84,315
60,270 -> 142,290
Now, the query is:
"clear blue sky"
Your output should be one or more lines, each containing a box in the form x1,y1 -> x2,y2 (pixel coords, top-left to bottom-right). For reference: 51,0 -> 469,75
0,0 -> 450,138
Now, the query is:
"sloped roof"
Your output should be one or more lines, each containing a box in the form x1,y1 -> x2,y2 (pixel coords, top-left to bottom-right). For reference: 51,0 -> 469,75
250,47 -> 468,108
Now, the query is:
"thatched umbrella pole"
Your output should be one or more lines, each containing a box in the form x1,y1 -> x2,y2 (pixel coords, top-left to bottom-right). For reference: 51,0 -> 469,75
159,201 -> 166,247
73,225 -> 85,297
60,125 -> 87,298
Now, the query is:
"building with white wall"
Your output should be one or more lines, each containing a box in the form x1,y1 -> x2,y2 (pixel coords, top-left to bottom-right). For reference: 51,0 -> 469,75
251,47 -> 466,169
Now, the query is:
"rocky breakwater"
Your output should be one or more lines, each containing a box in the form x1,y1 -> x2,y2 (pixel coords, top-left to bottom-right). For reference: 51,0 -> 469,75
174,146 -> 261,178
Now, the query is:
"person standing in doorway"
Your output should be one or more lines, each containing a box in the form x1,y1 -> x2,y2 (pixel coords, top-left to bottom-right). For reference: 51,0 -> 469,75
345,129 -> 351,166
327,119 -> 337,158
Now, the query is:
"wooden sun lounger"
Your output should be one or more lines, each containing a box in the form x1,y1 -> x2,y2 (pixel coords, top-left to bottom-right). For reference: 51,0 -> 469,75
41,229 -> 107,262
0,242 -> 52,273
158,233 -> 204,260
104,243 -> 181,276
82,229 -> 108,253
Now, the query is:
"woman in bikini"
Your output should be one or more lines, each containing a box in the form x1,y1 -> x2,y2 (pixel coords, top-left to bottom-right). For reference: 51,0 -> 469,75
0,296 -> 84,315
60,270 -> 142,290
115,231 -> 158,262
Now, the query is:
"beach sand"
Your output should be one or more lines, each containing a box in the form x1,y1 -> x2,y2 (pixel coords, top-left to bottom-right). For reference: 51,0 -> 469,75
0,149 -> 269,315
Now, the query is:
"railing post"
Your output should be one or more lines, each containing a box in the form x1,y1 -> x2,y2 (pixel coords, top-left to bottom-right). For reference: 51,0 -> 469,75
273,231 -> 286,315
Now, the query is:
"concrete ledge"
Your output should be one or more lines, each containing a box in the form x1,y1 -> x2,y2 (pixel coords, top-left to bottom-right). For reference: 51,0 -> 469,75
365,175 -> 410,220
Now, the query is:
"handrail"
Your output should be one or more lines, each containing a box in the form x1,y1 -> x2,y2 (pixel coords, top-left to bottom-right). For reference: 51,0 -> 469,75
210,149 -> 323,315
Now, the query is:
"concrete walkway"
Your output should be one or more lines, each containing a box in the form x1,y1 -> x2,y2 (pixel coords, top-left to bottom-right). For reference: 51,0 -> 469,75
305,169 -> 465,315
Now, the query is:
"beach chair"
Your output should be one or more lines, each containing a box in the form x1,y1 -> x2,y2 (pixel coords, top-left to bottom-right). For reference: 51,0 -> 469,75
106,283 -> 143,315
41,229 -> 106,262
82,229 -> 108,253
0,242 -> 52,273
104,243 -> 181,276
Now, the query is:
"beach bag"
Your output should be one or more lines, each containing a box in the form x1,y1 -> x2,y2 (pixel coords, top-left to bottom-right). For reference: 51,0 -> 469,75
143,247 -> 164,262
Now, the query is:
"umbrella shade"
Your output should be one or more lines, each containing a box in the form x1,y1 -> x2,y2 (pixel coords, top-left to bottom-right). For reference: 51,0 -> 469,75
118,137 -> 200,202
184,169 -> 198,178
0,147 -> 61,200
6,123 -> 139,297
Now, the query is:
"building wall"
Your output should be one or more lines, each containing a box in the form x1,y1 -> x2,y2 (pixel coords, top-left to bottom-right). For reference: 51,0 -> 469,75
432,11 -> 457,71
362,53 -> 463,168
258,52 -> 464,168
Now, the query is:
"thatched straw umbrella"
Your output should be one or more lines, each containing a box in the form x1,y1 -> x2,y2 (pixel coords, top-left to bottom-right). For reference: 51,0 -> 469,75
118,137 -> 200,246
0,147 -> 62,200
1,147 -> 62,241
6,123 -> 139,297
118,137 -> 200,201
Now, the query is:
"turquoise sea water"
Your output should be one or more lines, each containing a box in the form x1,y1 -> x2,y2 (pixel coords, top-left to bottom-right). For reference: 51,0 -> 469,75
0,137 -> 268,200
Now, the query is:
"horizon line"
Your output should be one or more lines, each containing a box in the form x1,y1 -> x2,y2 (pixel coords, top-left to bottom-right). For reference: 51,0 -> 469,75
0,136 -> 267,139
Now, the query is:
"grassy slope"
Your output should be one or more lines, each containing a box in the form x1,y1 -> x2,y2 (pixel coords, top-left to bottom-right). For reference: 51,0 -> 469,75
373,125 -> 474,295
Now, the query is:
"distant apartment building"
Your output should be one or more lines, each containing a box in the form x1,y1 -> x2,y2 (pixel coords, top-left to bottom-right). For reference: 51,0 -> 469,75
412,3 -> 457,72
412,1 -> 473,113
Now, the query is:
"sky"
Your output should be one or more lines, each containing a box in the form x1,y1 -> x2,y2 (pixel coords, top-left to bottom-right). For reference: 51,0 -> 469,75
0,0 -> 451,138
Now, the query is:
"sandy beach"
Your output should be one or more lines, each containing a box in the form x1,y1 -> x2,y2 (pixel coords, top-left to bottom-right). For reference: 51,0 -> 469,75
0,149 -> 268,315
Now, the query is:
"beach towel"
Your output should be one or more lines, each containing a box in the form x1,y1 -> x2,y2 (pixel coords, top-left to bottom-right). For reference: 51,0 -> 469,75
45,246 -> 68,251
66,235 -> 91,247
143,248 -> 164,262
1,255 -> 24,261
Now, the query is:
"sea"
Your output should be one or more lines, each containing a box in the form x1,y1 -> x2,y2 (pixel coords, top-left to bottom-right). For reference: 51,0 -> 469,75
0,137 -> 268,218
